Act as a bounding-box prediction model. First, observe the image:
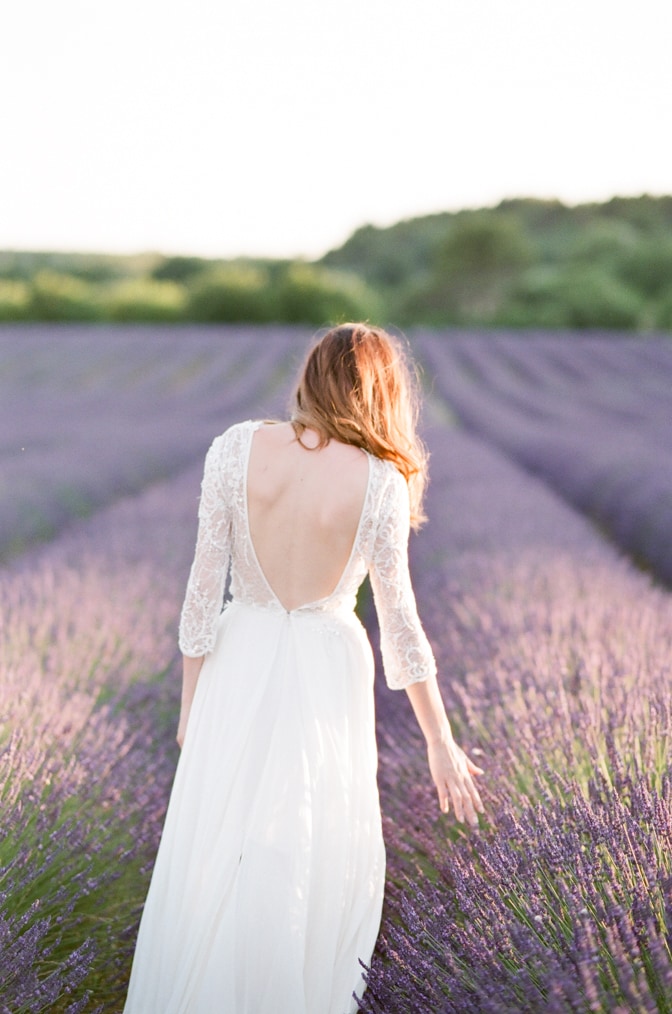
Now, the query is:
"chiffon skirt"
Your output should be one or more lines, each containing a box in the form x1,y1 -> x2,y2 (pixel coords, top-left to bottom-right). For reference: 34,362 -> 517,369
123,600 -> 385,1014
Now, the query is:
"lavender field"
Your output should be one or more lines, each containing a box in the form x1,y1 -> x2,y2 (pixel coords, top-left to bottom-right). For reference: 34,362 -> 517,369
1,325 -> 671,1011
0,325 -> 309,559
417,330 -> 672,586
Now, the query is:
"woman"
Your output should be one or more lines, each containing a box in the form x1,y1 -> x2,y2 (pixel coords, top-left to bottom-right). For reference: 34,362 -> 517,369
123,323 -> 484,1014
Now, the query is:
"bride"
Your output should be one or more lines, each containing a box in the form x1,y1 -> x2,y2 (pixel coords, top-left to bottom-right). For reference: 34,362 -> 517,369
123,323 -> 484,1013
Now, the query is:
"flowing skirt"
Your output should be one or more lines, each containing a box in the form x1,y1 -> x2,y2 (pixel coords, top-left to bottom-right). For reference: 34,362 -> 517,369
123,600 -> 385,1014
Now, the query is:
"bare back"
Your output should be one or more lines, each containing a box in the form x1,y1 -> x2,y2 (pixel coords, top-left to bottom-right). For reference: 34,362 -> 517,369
246,422 -> 370,611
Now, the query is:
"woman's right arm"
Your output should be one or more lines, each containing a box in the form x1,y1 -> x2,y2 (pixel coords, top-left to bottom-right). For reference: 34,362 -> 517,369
404,675 -> 484,826
369,468 -> 484,825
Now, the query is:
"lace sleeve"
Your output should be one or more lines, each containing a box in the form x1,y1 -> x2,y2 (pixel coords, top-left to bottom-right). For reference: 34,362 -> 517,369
178,434 -> 232,657
369,468 -> 436,690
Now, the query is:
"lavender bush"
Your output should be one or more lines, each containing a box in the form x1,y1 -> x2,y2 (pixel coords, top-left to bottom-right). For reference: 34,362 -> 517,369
415,330 -> 672,585
0,325 -> 309,558
0,326 -> 304,1008
0,468 -> 200,1010
362,426 -> 672,1011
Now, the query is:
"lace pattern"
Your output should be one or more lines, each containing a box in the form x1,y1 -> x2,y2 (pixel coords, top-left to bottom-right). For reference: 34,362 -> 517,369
177,429 -> 234,657
365,467 -> 436,689
178,421 -> 436,689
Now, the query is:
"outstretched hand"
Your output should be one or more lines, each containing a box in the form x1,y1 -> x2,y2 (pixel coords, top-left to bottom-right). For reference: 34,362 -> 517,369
427,737 -> 484,826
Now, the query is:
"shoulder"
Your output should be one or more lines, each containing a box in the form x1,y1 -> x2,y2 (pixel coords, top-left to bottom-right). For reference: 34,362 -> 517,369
217,419 -> 259,443
368,455 -> 410,511
369,454 -> 407,488
201,421 -> 257,488
207,419 -> 257,458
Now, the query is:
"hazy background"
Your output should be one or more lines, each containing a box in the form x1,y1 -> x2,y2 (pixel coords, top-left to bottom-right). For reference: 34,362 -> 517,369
3,0 -> 672,259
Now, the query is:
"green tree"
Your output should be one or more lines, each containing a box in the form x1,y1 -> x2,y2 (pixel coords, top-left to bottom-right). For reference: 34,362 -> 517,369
612,238 -> 672,299
105,279 -> 187,322
566,220 -> 639,269
399,212 -> 533,324
152,256 -> 210,283
655,286 -> 672,331
275,263 -> 379,325
504,265 -> 644,330
29,271 -> 101,321
0,280 -> 31,320
186,264 -> 277,322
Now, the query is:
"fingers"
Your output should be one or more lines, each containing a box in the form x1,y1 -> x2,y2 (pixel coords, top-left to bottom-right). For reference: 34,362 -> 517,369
441,771 -> 485,827
437,781 -> 470,824
450,785 -> 477,826
430,744 -> 486,826
449,785 -> 466,824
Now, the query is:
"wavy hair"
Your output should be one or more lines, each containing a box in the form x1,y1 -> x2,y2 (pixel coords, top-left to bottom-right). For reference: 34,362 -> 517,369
290,323 -> 429,528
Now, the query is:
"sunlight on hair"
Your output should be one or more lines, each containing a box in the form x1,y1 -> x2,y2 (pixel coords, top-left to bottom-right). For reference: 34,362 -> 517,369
291,323 -> 429,528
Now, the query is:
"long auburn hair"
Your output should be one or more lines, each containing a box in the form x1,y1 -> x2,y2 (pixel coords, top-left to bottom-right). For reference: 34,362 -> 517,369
290,323 -> 429,529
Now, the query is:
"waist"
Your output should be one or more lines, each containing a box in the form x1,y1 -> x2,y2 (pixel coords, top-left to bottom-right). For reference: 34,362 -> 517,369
226,597 -> 362,629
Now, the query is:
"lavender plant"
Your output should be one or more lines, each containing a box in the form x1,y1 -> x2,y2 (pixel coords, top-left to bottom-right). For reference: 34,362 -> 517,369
0,327 -> 303,1009
416,330 -> 672,585
0,469 -> 200,1010
362,426 -> 672,1012
0,324 -> 308,558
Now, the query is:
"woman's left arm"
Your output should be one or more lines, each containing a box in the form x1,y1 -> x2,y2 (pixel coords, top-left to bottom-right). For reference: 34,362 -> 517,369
177,431 -> 233,747
177,654 -> 205,748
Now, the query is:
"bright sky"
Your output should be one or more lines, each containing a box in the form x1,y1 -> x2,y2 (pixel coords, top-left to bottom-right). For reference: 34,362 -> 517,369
2,0 -> 671,259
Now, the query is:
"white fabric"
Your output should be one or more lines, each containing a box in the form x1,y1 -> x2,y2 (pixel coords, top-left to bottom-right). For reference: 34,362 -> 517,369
124,420 -> 435,1014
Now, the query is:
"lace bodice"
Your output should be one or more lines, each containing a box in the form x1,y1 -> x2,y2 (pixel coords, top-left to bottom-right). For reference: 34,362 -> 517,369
178,421 -> 435,689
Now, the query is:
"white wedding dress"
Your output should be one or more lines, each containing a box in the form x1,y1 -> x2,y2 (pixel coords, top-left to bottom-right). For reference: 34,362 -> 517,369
123,420 -> 435,1014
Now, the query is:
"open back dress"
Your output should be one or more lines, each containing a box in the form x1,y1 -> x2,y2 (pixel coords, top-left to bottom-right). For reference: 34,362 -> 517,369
123,420 -> 435,1014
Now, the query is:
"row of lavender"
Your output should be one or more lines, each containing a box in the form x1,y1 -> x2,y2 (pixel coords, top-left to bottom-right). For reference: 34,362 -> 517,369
0,327 -> 304,1010
0,468 -> 202,1011
362,424 -> 672,1012
416,330 -> 672,585
0,326 -> 309,559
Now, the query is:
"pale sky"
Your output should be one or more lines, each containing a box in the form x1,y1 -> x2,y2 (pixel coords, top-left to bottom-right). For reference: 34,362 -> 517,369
2,0 -> 671,259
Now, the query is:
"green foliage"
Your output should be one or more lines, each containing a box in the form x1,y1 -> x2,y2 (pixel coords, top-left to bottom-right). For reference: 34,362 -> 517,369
0,250 -> 158,282
184,261 -> 379,326
29,271 -> 102,322
612,238 -> 672,299
105,278 -> 187,322
3,193 -> 672,329
565,219 -> 639,268
655,286 -> 672,331
275,262 -> 380,325
504,265 -> 644,330
441,212 -> 532,323
0,280 -> 31,321
598,193 -> 672,233
321,215 -> 452,291
326,195 -> 672,331
151,255 -> 210,283
396,212 -> 533,325
437,211 -> 533,276
186,263 -> 276,322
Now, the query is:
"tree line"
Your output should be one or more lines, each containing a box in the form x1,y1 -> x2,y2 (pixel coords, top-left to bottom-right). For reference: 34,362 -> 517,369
2,195 -> 671,330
